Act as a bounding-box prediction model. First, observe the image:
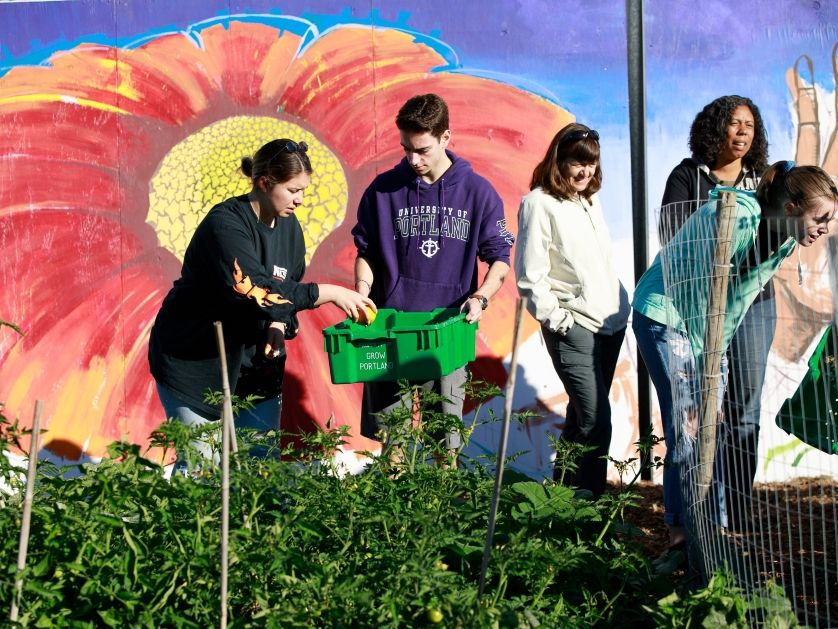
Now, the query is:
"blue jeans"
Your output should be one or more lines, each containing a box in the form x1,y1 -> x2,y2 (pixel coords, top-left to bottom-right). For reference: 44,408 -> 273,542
632,312 -> 728,527
720,296 -> 776,527
156,383 -> 280,466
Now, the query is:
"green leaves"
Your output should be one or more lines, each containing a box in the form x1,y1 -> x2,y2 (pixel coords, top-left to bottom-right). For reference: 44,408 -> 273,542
0,387 -> 797,628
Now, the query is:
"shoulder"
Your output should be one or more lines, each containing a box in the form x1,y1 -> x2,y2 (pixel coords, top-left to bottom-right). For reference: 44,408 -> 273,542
521,187 -> 555,206
520,188 -> 563,219
463,169 -> 501,200
199,196 -> 249,230
277,213 -> 304,235
664,158 -> 700,184
366,163 -> 409,193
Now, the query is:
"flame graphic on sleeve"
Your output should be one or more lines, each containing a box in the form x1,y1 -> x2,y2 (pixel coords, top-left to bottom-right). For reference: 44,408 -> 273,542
232,258 -> 292,307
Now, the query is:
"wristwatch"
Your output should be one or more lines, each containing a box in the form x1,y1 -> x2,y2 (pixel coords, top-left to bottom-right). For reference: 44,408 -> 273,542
469,294 -> 488,310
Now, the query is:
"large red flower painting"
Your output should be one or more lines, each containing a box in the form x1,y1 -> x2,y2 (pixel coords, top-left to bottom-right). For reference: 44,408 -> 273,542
0,18 -> 572,458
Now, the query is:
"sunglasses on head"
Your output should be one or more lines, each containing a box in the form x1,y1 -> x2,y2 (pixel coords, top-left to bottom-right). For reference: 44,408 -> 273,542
560,129 -> 599,145
268,140 -> 308,165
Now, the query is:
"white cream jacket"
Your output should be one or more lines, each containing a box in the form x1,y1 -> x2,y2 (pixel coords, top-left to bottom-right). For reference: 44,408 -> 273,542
514,187 -> 629,335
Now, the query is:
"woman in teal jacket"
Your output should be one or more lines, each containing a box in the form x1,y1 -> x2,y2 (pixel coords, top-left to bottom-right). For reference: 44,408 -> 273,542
632,161 -> 837,550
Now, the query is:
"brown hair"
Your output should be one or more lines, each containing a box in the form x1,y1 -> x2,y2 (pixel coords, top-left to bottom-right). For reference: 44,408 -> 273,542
396,94 -> 449,138
241,138 -> 312,185
756,161 -> 838,216
530,123 -> 602,201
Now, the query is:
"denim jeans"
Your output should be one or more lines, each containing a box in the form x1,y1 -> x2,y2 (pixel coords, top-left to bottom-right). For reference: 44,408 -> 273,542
632,312 -> 728,527
720,296 -> 776,527
155,382 -> 280,468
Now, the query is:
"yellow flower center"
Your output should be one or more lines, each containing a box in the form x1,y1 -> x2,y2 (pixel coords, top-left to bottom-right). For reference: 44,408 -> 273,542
147,116 -> 347,264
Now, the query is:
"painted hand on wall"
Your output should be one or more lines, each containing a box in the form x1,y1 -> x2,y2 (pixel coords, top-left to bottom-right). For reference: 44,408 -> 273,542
773,43 -> 838,362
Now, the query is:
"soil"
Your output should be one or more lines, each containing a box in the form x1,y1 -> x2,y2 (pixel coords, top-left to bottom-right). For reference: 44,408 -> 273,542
616,477 -> 837,627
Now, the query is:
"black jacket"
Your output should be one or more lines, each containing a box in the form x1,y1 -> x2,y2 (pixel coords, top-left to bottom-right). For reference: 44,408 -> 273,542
659,157 -> 759,244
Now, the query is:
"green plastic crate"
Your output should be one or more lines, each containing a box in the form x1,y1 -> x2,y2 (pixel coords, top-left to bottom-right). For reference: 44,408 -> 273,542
776,326 -> 838,455
322,308 -> 477,384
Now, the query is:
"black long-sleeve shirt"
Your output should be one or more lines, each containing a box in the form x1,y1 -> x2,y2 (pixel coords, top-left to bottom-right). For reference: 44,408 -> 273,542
149,195 -> 318,415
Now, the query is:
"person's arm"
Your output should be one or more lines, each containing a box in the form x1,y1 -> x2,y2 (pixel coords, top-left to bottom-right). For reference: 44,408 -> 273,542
461,260 -> 509,323
354,256 -> 374,298
351,185 -> 379,300
661,165 -> 694,207
315,283 -> 376,320
461,185 -> 514,322
514,195 -> 574,334
203,210 -> 318,322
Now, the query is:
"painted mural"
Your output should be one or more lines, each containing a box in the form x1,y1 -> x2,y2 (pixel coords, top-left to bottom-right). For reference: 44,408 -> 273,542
0,1 -> 836,481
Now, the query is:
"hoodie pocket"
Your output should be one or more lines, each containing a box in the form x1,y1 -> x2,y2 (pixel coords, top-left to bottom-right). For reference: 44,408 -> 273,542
385,275 -> 464,311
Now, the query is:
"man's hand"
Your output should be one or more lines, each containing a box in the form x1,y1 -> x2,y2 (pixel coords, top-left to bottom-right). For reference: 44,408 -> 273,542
460,296 -> 484,323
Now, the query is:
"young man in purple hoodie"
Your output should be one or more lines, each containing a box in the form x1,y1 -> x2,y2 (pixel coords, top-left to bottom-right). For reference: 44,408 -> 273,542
351,93 -> 514,465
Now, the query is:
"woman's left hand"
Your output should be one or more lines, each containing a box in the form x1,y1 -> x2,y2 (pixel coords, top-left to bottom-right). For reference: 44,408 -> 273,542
264,321 -> 287,358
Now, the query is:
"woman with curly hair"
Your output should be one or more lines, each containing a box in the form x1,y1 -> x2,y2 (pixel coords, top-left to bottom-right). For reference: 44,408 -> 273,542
655,95 -> 771,544
661,95 -> 769,218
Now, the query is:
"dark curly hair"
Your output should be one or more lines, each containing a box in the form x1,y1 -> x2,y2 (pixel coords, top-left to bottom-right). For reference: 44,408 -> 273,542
688,95 -> 769,175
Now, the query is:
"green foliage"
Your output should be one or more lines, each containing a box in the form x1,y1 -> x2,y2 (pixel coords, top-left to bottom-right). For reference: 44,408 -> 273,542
645,572 -> 803,628
0,384 -> 797,627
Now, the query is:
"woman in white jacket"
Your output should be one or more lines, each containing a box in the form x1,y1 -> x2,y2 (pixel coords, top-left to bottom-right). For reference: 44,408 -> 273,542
515,123 -> 630,495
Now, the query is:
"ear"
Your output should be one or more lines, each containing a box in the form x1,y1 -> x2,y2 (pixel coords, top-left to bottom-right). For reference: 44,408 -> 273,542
784,200 -> 797,217
440,129 -> 451,147
257,176 -> 269,193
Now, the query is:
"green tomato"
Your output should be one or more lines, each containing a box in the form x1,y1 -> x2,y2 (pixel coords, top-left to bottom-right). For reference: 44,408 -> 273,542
426,607 -> 444,624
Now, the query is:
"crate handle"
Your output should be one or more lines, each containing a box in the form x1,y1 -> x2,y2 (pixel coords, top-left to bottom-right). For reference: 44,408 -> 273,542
392,311 -> 470,332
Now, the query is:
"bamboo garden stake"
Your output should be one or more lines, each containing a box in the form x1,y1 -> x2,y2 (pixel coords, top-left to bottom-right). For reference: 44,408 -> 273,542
214,322 -> 234,629
478,297 -> 527,598
10,399 -> 43,623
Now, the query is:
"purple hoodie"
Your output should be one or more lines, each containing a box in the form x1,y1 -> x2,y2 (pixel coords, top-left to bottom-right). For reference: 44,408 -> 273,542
352,151 -> 513,311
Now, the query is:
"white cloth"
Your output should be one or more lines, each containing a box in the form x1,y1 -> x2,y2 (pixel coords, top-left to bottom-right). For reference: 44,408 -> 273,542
514,187 -> 629,335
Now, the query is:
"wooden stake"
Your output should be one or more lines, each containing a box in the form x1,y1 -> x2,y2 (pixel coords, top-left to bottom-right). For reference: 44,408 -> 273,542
478,297 -> 527,598
10,400 -> 43,623
214,322 -> 233,629
696,192 -> 737,500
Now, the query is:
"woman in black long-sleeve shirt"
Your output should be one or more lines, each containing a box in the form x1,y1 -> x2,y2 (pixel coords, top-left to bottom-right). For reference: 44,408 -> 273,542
149,139 -> 374,461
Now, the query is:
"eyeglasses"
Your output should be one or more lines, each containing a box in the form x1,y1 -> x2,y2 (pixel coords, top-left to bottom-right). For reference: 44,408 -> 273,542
267,140 -> 308,165
560,129 -> 599,145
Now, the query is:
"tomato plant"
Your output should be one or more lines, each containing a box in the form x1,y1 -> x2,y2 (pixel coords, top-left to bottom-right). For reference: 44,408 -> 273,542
0,384 -> 800,627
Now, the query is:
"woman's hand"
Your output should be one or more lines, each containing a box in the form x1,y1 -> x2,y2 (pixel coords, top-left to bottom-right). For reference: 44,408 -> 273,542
316,284 -> 377,322
264,321 -> 286,358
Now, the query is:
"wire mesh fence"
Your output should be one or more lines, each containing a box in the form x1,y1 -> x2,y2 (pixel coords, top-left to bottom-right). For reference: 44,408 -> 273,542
656,196 -> 838,628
